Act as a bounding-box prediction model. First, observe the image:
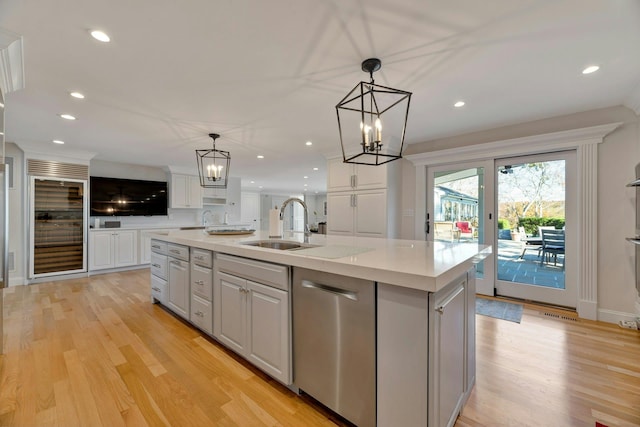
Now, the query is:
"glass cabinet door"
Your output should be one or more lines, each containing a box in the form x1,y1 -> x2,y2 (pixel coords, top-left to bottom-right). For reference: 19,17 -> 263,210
32,178 -> 86,276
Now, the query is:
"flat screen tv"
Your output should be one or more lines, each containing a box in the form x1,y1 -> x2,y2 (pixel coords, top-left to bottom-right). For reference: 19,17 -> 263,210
90,176 -> 168,216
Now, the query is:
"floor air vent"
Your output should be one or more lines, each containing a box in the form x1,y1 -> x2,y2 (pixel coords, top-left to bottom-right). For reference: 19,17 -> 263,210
541,312 -> 577,321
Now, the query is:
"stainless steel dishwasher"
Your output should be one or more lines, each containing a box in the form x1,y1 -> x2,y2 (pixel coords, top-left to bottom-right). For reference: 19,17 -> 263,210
292,267 -> 376,427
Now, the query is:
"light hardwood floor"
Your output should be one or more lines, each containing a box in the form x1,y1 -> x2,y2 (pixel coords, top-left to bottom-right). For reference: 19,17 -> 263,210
1,269 -> 639,426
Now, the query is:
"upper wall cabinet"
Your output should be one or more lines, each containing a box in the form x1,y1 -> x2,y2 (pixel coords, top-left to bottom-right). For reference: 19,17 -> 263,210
327,158 -> 388,192
202,186 -> 227,205
170,174 -> 202,209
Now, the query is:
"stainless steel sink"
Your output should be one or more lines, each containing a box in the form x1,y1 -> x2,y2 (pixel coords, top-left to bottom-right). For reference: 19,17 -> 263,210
241,240 -> 315,251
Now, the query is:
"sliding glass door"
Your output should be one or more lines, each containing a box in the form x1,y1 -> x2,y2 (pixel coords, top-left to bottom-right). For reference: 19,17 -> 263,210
494,152 -> 577,307
426,161 -> 495,295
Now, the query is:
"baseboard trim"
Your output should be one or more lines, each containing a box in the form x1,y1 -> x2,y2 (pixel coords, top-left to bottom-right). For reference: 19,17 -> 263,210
598,308 -> 639,325
577,299 -> 597,320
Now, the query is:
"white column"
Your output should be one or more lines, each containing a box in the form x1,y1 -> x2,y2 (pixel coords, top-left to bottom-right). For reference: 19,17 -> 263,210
577,143 -> 599,320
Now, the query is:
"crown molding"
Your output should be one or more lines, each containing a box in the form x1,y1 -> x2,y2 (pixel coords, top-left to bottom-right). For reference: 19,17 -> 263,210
405,122 -> 623,166
16,142 -> 97,165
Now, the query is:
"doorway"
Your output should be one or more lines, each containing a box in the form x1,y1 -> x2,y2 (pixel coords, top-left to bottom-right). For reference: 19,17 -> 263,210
494,152 -> 577,308
425,152 -> 577,308
426,161 -> 495,295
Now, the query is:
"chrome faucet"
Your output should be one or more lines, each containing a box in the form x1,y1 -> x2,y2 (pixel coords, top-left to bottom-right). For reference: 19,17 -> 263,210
202,209 -> 212,227
279,197 -> 311,243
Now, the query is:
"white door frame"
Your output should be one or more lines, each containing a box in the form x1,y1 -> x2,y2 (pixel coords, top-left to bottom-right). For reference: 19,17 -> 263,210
408,123 -> 622,320
425,160 -> 495,295
494,151 -> 577,307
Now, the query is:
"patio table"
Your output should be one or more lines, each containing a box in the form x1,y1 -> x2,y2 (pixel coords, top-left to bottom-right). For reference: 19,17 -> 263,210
519,237 -> 542,259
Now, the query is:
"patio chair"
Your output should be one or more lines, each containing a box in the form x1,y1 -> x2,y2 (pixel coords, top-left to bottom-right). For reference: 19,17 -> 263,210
434,221 -> 459,241
540,228 -> 565,268
455,221 -> 474,239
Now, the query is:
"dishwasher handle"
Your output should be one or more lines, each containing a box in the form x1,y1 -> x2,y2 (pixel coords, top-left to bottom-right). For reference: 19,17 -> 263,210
301,279 -> 358,301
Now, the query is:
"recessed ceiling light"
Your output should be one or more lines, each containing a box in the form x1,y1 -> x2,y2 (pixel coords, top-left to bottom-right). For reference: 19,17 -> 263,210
257,155 -> 264,159
305,141 -> 313,146
259,186 -> 263,189
454,101 -> 465,108
582,65 -> 599,74
303,176 -> 308,179
52,140 -> 65,144
70,92 -> 85,99
90,30 -> 110,43
313,167 -> 318,171
250,181 -> 255,184
304,184 -> 308,187
0,131 -> 4,136
59,114 -> 76,120
0,102 -> 4,108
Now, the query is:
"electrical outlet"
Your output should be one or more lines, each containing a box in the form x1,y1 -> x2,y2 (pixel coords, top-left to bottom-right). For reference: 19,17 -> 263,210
618,320 -> 638,330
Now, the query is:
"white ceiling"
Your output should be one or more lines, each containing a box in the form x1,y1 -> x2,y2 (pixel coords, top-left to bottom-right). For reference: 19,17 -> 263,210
1,0 -> 639,194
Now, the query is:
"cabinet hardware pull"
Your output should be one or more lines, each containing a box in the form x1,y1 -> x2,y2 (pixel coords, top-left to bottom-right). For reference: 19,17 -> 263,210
194,280 -> 204,285
301,280 -> 357,301
152,287 -> 160,292
152,245 -> 161,249
170,249 -> 180,254
435,285 -> 465,315
152,264 -> 161,268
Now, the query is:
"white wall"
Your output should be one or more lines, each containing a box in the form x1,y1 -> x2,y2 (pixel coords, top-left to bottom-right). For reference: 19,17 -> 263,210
598,121 -> 639,317
6,142 -> 24,285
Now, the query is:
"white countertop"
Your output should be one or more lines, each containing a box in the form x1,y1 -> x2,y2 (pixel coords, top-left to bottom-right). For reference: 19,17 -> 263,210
148,230 -> 491,292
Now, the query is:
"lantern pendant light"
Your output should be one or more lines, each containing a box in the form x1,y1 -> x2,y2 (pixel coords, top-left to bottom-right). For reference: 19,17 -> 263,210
336,58 -> 412,165
196,133 -> 231,188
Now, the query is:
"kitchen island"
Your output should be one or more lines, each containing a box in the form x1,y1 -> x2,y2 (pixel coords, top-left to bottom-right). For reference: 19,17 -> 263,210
148,229 -> 490,427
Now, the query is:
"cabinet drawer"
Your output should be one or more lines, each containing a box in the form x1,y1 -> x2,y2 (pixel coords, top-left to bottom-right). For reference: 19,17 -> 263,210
191,248 -> 212,268
167,243 -> 189,261
150,239 -> 168,255
191,294 -> 213,335
150,253 -> 168,279
215,253 -> 289,291
191,263 -> 213,300
151,275 -> 167,304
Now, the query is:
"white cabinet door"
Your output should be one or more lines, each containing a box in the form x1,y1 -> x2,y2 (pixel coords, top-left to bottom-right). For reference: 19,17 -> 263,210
203,186 -> 227,199
151,275 -> 167,305
89,231 -> 114,270
140,232 -> 152,264
171,174 -> 202,208
354,189 -> 387,237
188,175 -> 203,208
191,294 -> 213,335
170,174 -> 189,208
168,258 -> 189,319
114,230 -> 138,267
356,163 -> 387,190
214,271 -> 247,354
191,263 -> 212,301
327,158 -> 354,191
327,158 -> 388,191
326,192 -> 354,235
246,280 -> 290,384
430,282 -> 466,427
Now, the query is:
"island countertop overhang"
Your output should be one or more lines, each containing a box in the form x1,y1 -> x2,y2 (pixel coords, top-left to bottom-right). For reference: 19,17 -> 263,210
148,229 -> 491,292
